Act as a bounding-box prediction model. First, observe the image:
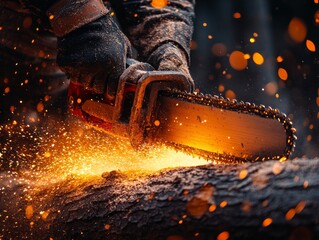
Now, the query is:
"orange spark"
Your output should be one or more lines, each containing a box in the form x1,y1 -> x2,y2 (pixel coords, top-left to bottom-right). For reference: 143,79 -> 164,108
229,50 -> 247,71
217,231 -> 230,240
239,169 -> 248,179
277,56 -> 284,62
272,162 -> 284,175
233,12 -> 241,19
25,205 -> 34,219
220,201 -> 227,208
252,52 -> 264,65
208,204 -> 216,212
295,200 -> 306,213
150,0 -> 168,8
306,39 -> 316,52
285,209 -> 296,220
278,68 -> 288,81
288,18 -> 307,43
262,218 -> 273,227
225,89 -> 236,100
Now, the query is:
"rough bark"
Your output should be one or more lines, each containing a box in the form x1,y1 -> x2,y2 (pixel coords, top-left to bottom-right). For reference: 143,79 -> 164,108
1,159 -> 319,240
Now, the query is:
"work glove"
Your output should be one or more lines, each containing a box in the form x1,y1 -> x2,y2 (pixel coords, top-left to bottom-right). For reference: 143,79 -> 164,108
147,42 -> 194,91
56,13 -> 131,99
109,0 -> 195,92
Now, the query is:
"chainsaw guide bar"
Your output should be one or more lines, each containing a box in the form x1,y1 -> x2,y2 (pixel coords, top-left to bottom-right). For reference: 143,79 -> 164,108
153,89 -> 296,163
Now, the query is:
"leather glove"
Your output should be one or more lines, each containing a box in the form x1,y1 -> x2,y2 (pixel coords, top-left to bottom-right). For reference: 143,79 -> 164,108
147,42 -> 194,92
56,13 -> 131,99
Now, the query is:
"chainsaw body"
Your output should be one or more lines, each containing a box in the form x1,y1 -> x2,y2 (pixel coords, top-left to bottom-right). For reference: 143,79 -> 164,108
68,68 -> 190,146
67,62 -> 296,162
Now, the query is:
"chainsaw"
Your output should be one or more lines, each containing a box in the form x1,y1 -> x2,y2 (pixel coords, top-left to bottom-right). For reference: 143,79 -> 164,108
67,59 -> 296,163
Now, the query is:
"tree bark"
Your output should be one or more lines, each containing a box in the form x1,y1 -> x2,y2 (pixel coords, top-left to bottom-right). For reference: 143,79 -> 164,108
1,159 -> 319,240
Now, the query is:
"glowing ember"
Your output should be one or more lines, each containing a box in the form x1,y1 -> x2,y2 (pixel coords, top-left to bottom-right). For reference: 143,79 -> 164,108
25,205 -> 34,219
233,12 -> 241,19
276,56 -> 284,63
239,169 -> 248,179
225,89 -> 236,100
285,209 -> 296,220
262,218 -> 273,227
306,39 -> 316,52
150,0 -> 168,8
208,204 -> 216,212
217,231 -> 230,240
295,200 -> 306,213
252,52 -> 264,65
272,162 -> 283,176
220,200 -> 227,208
229,50 -> 247,71
288,17 -> 307,43
278,68 -> 288,81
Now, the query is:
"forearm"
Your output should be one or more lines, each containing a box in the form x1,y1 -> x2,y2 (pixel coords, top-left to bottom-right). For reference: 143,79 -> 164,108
111,0 -> 195,63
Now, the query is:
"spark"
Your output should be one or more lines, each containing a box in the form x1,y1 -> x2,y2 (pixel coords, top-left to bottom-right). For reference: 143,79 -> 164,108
278,68 -> 288,81
18,118 -> 209,183
239,169 -> 248,179
276,56 -> 284,62
229,50 -> 247,71
306,40 -> 316,52
252,52 -> 264,65
233,12 -> 241,19
220,200 -> 227,208
285,209 -> 296,220
150,0 -> 168,8
262,218 -> 273,227
208,204 -> 216,212
288,18 -> 307,43
217,231 -> 230,240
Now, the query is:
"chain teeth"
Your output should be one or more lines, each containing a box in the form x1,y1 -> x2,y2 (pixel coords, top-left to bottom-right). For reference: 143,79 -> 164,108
162,89 -> 296,163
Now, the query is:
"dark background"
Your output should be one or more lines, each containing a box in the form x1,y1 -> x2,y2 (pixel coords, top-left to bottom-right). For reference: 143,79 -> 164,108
191,0 -> 319,157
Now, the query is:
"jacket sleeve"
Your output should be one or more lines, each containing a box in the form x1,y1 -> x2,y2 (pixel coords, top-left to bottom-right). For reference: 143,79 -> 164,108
110,0 -> 195,64
18,0 -> 109,37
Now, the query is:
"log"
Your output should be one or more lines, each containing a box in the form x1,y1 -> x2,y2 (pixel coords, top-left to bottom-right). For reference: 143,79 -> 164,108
1,158 -> 319,240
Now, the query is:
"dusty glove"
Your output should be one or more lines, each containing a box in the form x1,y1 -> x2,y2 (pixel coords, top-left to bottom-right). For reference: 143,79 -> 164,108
109,0 -> 195,92
56,13 -> 131,98
147,42 -> 194,91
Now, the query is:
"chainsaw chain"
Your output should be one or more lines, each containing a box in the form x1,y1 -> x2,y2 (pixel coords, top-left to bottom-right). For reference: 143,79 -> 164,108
161,89 -> 297,163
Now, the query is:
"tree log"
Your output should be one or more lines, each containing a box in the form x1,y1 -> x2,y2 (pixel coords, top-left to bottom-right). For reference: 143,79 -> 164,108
1,159 -> 319,240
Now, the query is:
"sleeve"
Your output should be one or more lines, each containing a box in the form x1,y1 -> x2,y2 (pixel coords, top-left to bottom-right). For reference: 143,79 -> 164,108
18,0 -> 109,37
109,0 -> 195,64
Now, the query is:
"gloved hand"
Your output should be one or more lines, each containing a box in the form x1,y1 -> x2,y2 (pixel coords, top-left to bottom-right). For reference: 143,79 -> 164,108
56,13 -> 131,99
147,42 -> 194,92
109,0 -> 195,92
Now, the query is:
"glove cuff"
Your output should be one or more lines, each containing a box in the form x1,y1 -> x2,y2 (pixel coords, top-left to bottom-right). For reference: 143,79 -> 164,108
47,0 -> 108,37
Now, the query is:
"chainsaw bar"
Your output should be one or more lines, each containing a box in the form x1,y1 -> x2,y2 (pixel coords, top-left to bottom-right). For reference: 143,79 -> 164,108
150,89 -> 296,163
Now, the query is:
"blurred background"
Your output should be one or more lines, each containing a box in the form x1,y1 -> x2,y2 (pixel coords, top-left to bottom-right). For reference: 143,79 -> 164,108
190,0 -> 319,157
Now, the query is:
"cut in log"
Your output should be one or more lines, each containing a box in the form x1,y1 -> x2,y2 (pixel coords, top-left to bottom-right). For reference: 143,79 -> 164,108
1,158 -> 319,239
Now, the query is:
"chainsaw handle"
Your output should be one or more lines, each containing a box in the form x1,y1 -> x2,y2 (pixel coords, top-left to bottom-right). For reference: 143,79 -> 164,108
113,60 -> 190,122
128,71 -> 190,148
